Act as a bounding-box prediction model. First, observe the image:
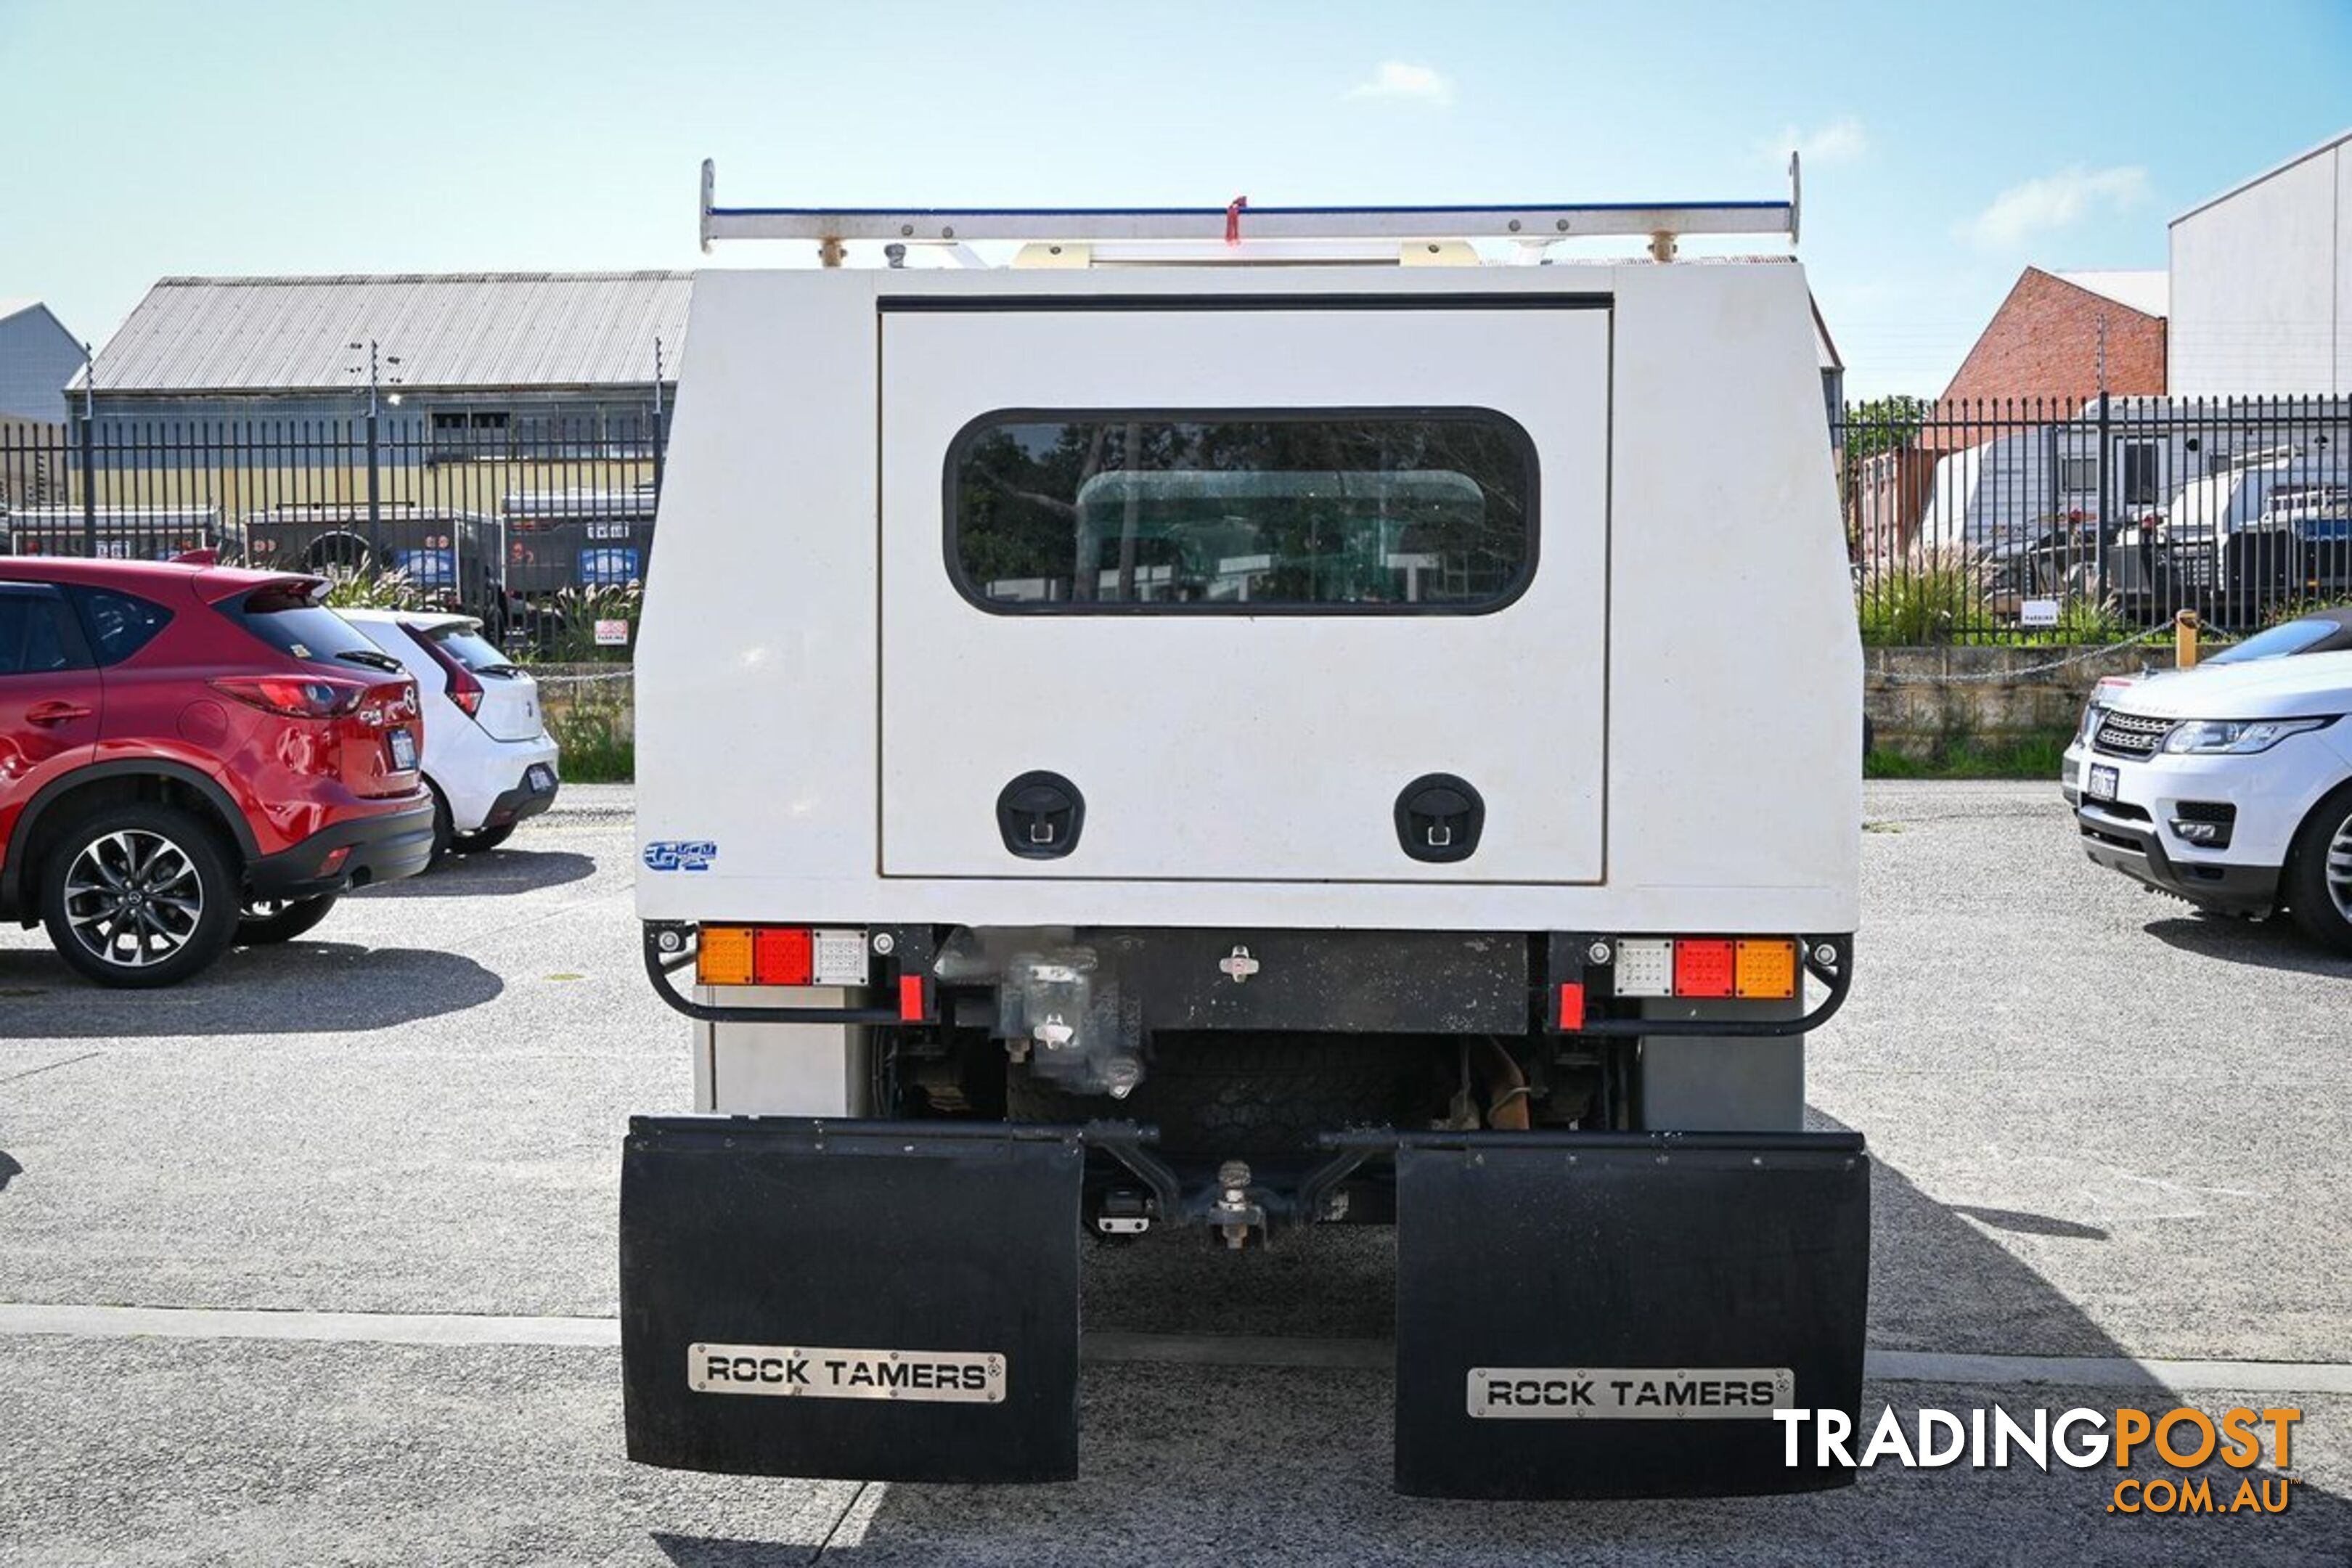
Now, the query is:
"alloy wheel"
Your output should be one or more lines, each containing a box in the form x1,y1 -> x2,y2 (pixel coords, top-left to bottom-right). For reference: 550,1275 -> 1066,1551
2329,809 -> 2352,923
60,829 -> 206,970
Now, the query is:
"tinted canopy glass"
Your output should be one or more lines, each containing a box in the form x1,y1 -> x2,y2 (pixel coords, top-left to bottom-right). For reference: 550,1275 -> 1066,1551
951,412 -> 1535,613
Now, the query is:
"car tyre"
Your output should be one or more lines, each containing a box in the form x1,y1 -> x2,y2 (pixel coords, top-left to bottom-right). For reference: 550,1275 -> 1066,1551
2284,781 -> 2352,957
425,780 -> 453,872
236,894 -> 339,946
451,824 -> 516,854
38,803 -> 239,989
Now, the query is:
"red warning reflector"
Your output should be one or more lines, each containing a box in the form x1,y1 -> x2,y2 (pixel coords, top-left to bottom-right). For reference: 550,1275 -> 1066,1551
899,973 -> 927,1022
1673,939 -> 1737,999
1556,981 -> 1586,1032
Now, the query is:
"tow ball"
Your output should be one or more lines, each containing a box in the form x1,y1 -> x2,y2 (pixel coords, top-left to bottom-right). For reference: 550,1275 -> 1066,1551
1211,1159 -> 1266,1250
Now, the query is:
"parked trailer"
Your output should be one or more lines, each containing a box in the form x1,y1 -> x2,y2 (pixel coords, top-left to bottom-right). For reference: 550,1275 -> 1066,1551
240,504 -> 507,621
1,505 -> 237,562
499,486 -> 657,594
626,168 -> 1866,1500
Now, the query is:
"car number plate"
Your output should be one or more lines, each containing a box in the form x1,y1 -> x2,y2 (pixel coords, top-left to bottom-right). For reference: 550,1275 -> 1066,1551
388,727 -> 418,771
527,764 -> 555,792
2087,763 -> 2118,801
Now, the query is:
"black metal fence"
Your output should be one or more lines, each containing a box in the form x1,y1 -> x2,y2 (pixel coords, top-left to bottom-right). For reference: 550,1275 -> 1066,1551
1839,394 -> 2352,643
0,414 -> 664,646
9,396 -> 2348,650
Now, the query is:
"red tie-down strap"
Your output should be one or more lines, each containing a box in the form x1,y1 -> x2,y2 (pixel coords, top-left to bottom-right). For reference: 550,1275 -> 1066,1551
1225,195 -> 1249,245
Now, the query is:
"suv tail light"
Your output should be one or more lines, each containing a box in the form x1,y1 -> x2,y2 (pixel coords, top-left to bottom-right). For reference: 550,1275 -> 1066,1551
211,675 -> 368,719
399,624 -> 483,717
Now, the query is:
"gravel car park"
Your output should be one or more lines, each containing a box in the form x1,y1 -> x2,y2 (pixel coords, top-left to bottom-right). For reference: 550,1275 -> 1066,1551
1,781 -> 2346,1566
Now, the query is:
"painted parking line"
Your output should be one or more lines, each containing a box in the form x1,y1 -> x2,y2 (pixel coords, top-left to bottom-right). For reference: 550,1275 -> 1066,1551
5,1304 -> 2351,1395
0,1303 -> 618,1348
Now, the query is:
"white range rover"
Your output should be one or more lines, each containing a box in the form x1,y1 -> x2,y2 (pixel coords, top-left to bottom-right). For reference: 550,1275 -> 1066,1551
2066,649 -> 2352,952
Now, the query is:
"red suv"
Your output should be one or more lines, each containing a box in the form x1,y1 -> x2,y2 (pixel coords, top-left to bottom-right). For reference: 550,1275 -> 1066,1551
0,558 -> 436,987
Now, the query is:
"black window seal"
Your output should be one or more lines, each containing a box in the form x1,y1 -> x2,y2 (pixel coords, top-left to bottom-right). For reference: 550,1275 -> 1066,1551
941,405 -> 1541,618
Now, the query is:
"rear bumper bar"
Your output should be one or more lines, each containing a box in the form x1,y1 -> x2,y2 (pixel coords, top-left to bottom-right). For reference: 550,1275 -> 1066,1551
246,797 -> 437,899
481,768 -> 560,830
640,921 -> 1856,1037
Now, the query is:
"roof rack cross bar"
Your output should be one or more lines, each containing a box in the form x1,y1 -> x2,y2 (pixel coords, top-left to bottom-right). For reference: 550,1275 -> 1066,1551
696,158 -> 1801,255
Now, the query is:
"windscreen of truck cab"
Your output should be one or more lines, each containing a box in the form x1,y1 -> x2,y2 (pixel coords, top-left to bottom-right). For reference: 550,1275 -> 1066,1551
950,411 -> 1535,613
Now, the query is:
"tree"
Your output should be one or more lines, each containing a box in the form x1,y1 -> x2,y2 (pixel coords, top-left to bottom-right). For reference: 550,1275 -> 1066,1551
1839,395 -> 1932,461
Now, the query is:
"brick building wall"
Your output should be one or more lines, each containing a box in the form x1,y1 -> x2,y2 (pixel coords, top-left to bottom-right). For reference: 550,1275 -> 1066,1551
1941,267 -> 2167,408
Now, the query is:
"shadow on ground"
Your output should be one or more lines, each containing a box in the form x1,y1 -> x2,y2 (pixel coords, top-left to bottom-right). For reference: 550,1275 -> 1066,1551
353,848 -> 598,899
0,943 -> 502,1035
2141,914 -> 2352,976
640,1122 -> 2351,1567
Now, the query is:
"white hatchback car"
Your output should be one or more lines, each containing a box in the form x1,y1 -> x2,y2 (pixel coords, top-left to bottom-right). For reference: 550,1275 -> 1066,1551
339,609 -> 560,864
2065,650 -> 2352,952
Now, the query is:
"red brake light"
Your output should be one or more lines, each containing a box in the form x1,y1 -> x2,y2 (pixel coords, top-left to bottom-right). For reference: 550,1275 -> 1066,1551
401,623 -> 484,717
211,675 -> 367,719
752,928 -> 814,987
1671,939 -> 1738,1000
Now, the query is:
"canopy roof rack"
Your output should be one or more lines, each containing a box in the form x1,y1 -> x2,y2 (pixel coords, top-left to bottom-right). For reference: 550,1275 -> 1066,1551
697,156 -> 1802,263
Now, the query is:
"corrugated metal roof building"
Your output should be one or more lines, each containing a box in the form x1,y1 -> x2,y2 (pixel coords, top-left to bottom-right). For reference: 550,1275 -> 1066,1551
78,272 -> 690,396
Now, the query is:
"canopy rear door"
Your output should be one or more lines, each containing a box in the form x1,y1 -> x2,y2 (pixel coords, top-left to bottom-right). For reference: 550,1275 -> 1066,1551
879,302 -> 1609,883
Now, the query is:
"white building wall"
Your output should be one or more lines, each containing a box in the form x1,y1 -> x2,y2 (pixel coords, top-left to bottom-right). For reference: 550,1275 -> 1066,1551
0,305 -> 81,424
2168,134 -> 2348,396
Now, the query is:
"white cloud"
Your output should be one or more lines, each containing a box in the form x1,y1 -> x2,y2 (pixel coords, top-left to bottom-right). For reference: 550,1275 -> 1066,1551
1768,116 -> 1869,166
1347,61 -> 1454,107
1960,165 -> 2149,249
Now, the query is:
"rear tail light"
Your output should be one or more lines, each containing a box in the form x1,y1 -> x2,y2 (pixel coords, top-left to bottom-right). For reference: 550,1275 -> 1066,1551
1606,937 -> 1800,1000
356,680 -> 421,730
400,624 -> 485,717
696,926 -> 758,986
1732,940 -> 1799,1000
1672,939 -> 1738,999
211,675 -> 367,719
753,927 -> 814,985
696,925 -> 872,987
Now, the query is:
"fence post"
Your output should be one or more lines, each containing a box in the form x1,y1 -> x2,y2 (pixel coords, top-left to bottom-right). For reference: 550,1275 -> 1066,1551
77,412 -> 97,555
365,407 -> 382,570
650,335 -> 666,499
2094,392 -> 2111,605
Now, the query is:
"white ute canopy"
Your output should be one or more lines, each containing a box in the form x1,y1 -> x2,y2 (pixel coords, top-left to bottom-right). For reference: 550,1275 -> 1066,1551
639,163 -> 1854,932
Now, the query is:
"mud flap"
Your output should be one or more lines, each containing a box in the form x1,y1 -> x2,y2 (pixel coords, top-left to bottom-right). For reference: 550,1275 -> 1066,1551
620,1116 -> 1085,1483
1390,1131 -> 1869,1499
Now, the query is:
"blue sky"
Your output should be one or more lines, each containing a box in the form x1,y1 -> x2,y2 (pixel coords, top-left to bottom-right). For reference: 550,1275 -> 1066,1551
3,0 -> 2346,397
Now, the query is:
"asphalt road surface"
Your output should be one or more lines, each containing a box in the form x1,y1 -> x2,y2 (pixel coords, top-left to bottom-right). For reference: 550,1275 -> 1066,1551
3,782 -> 2348,1566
